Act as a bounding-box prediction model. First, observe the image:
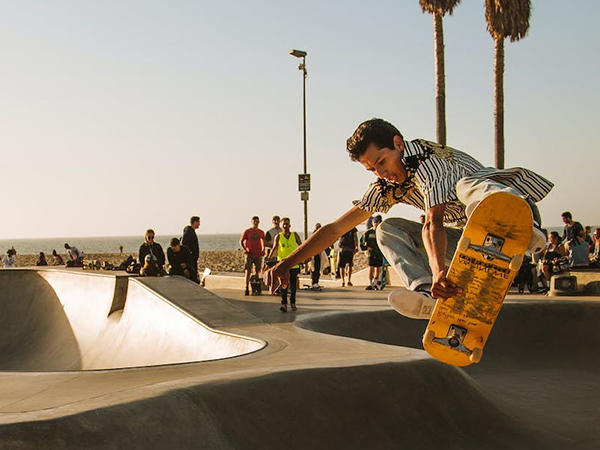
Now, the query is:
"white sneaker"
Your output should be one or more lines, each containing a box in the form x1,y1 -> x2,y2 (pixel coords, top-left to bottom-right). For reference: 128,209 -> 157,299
388,289 -> 436,320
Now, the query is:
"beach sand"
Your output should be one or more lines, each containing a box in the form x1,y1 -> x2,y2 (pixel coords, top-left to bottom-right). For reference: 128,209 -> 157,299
12,251 -> 369,274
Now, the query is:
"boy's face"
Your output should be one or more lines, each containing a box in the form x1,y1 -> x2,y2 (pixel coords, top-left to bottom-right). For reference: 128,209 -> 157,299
252,218 -> 260,228
282,220 -> 291,232
273,218 -> 280,228
358,136 -> 407,184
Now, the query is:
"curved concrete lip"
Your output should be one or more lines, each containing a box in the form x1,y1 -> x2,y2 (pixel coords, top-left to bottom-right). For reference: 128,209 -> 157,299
0,269 -> 266,372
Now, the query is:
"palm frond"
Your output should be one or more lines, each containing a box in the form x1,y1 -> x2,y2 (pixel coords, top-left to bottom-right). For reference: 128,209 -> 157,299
485,0 -> 531,42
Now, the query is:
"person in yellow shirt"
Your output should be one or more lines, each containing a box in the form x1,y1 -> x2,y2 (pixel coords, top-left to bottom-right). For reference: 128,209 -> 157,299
267,217 -> 302,312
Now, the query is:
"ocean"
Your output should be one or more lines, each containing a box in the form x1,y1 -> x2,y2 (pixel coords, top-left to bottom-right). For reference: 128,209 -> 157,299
0,234 -> 243,255
0,226 -> 586,256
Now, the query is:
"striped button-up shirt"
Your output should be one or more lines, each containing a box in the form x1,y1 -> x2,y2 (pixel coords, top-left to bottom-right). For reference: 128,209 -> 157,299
354,139 -> 553,228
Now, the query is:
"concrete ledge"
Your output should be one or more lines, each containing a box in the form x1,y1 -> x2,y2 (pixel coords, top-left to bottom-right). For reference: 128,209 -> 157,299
561,268 -> 600,295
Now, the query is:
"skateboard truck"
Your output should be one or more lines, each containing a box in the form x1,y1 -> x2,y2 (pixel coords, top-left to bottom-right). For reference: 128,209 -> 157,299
428,325 -> 472,356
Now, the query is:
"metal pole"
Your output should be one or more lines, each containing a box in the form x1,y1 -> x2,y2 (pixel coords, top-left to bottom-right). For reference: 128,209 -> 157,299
302,56 -> 308,242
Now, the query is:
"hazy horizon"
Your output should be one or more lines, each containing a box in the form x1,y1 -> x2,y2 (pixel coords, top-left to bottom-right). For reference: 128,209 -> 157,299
1,0 -> 598,239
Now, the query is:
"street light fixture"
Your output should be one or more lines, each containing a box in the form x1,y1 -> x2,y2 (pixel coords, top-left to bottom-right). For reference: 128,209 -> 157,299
289,49 -> 309,242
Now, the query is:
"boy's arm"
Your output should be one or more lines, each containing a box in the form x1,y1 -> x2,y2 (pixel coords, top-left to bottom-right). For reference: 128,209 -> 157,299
422,203 -> 460,300
267,206 -> 371,288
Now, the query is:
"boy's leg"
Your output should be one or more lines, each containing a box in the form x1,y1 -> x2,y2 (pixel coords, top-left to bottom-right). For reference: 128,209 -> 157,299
456,175 -> 545,253
376,218 -> 461,291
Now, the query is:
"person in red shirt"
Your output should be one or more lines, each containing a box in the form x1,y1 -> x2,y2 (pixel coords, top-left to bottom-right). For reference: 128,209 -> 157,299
240,216 -> 266,296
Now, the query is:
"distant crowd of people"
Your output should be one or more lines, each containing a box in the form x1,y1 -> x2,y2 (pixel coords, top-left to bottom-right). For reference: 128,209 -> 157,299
3,210 -> 598,302
515,211 -> 600,294
236,213 -> 389,313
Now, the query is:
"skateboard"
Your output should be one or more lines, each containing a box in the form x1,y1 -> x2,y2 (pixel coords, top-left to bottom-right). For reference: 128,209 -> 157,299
422,192 -> 532,366
250,275 -> 263,295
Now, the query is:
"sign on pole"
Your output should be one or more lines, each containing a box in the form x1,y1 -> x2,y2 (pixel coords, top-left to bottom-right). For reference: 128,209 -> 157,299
298,173 -> 311,192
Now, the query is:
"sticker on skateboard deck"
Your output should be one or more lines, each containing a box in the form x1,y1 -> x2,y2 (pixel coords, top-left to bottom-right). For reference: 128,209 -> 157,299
422,192 -> 533,367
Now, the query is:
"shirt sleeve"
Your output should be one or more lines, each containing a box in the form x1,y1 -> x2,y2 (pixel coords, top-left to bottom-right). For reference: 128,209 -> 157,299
353,181 -> 395,213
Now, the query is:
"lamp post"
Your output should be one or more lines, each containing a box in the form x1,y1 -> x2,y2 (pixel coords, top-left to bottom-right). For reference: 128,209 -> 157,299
289,49 -> 309,242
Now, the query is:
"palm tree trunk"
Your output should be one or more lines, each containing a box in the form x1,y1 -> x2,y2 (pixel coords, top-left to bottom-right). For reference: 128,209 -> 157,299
494,38 -> 504,169
433,12 -> 447,145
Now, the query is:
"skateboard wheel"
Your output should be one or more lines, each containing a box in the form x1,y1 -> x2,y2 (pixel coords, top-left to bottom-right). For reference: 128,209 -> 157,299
470,347 -> 483,363
457,236 -> 470,253
509,254 -> 524,271
422,330 -> 435,346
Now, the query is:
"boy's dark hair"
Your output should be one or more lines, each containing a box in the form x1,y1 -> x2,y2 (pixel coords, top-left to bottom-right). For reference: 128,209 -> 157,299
252,216 -> 259,221
190,216 -> 200,224
561,211 -> 572,219
346,118 -> 404,161
170,237 -> 180,247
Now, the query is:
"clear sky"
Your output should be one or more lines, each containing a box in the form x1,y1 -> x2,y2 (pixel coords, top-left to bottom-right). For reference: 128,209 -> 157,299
1,0 -> 598,238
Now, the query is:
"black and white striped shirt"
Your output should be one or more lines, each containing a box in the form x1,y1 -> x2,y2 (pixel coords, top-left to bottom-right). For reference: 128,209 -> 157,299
354,139 -> 553,228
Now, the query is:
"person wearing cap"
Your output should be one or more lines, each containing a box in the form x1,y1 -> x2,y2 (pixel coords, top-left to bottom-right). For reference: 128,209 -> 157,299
140,253 -> 165,277
167,237 -> 194,280
364,215 -> 384,290
138,229 -> 166,271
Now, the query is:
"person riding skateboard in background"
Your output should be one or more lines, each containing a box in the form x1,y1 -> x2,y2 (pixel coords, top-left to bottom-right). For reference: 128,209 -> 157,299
267,118 -> 552,318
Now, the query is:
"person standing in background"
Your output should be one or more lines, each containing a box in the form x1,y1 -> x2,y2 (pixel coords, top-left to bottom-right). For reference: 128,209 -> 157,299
240,216 -> 265,296
364,215 -> 384,290
309,223 -> 329,290
182,216 -> 201,283
267,217 -> 302,312
337,227 -> 358,287
264,216 -> 282,264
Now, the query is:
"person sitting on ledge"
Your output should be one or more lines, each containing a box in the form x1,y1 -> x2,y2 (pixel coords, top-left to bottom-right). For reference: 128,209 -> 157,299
167,237 -> 194,280
140,254 -> 165,277
565,227 -> 590,268
36,252 -> 48,266
52,249 -> 64,265
590,228 -> 600,268
139,229 -> 166,272
64,243 -> 83,267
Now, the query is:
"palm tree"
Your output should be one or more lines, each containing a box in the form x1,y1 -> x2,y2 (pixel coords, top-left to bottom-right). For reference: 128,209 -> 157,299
485,0 -> 531,169
419,0 -> 462,146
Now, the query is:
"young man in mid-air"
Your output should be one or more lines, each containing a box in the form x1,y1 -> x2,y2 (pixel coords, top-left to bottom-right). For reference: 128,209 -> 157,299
267,118 -> 552,319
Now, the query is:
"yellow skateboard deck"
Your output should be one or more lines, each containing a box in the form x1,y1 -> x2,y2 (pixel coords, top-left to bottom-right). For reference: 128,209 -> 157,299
422,192 -> 533,366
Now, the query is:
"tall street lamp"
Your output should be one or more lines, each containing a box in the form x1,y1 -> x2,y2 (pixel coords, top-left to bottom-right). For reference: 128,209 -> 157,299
289,49 -> 309,242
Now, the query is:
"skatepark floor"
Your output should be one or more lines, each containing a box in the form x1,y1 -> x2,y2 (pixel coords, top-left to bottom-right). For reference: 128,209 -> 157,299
0,269 -> 598,449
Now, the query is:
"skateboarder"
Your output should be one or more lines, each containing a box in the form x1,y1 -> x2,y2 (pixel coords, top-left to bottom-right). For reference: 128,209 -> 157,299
267,118 -> 552,318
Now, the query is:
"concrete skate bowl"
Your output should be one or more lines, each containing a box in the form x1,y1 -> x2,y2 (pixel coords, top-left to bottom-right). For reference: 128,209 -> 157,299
0,269 -> 264,371
297,302 -> 600,449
